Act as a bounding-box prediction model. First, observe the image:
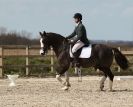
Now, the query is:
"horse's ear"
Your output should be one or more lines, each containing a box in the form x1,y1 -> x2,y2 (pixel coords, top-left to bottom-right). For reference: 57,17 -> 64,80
39,31 -> 46,37
39,32 -> 43,36
43,31 -> 46,35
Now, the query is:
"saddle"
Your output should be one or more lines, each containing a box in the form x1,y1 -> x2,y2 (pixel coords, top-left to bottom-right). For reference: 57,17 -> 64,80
70,44 -> 92,58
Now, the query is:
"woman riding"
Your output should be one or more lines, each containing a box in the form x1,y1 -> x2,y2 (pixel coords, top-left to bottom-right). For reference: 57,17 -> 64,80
66,13 -> 90,66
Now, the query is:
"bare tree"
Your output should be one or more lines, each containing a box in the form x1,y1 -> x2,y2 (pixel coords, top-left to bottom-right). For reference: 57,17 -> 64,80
0,27 -> 7,34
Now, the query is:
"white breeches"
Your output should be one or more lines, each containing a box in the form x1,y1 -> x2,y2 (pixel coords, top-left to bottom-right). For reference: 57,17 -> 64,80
72,40 -> 84,53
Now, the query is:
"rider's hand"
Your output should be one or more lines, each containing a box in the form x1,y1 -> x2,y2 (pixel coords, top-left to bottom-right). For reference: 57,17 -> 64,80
68,39 -> 74,44
66,37 -> 69,39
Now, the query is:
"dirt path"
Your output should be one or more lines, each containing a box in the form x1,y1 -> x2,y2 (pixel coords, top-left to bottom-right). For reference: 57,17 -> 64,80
0,76 -> 133,107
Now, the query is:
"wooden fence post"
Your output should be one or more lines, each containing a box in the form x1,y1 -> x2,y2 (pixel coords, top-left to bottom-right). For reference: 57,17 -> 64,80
26,46 -> 29,76
0,47 -> 3,78
118,47 -> 121,72
50,47 -> 54,72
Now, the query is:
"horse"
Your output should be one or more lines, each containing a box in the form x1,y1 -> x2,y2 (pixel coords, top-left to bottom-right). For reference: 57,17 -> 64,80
39,31 -> 129,91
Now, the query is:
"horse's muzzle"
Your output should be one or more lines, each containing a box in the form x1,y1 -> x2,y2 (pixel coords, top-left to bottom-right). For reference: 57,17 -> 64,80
41,53 -> 45,56
40,49 -> 45,56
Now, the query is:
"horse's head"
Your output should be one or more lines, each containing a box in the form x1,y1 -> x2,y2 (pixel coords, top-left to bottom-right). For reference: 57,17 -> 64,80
39,31 -> 50,55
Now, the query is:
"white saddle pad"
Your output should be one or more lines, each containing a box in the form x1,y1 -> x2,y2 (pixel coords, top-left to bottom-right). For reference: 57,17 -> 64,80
70,45 -> 92,58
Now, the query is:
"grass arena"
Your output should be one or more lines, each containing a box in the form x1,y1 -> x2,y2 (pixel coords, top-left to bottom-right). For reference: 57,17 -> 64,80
0,76 -> 133,107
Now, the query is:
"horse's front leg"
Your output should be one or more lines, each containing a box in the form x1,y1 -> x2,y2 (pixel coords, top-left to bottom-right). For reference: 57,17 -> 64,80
56,74 -> 65,85
55,56 -> 70,90
64,71 -> 71,87
56,72 -> 70,90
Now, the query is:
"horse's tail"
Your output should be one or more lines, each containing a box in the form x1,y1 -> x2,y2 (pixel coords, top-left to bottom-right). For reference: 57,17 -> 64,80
112,48 -> 129,70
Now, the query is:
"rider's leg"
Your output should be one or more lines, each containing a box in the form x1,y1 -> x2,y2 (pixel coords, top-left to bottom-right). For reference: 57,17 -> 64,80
72,40 -> 84,53
72,40 -> 84,66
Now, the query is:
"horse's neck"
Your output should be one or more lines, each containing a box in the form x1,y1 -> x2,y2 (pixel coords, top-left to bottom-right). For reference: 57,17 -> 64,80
52,43 -> 68,58
47,33 -> 68,57
52,46 -> 60,57
52,44 -> 63,57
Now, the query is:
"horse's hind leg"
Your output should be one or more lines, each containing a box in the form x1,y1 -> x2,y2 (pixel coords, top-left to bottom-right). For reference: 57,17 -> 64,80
98,68 -> 107,91
100,67 -> 114,91
99,67 -> 114,91
55,64 -> 70,90
106,69 -> 114,91
100,73 -> 107,91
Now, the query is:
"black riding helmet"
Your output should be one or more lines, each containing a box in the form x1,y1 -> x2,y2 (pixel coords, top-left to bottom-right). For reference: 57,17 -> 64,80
73,13 -> 82,20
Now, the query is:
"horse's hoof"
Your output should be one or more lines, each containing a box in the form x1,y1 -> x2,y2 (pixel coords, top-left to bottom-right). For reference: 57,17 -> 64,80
100,89 -> 104,91
61,86 -> 69,90
67,84 -> 71,87
107,89 -> 113,92
100,85 -> 104,91
97,90 -> 102,92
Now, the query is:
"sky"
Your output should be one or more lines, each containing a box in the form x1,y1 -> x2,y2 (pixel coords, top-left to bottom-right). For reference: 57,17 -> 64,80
0,0 -> 133,40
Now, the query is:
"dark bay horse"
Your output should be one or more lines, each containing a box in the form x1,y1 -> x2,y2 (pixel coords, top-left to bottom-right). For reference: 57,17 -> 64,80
39,31 -> 129,91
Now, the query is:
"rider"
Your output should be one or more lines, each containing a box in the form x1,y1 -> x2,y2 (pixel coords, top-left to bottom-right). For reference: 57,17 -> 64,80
66,13 -> 90,66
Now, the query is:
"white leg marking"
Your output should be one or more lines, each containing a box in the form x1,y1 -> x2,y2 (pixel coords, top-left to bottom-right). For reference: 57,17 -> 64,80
75,67 -> 82,82
75,67 -> 78,74
61,86 -> 69,90
56,74 -> 69,90
56,75 -> 63,84
61,72 -> 70,90
100,76 -> 106,90
77,67 -> 82,82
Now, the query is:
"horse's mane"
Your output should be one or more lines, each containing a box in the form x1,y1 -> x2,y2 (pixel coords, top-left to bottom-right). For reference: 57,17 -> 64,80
46,32 -> 68,53
46,32 -> 66,40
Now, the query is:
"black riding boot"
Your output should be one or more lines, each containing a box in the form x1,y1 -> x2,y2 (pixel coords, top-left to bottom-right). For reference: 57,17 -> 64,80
73,52 -> 80,67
